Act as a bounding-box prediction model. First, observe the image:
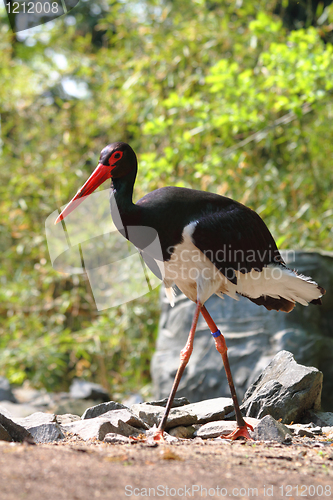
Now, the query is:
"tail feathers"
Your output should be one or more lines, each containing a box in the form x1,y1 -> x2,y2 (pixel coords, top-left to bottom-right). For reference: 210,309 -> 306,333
310,297 -> 322,306
308,283 -> 325,306
246,295 -> 296,313
236,264 -> 325,313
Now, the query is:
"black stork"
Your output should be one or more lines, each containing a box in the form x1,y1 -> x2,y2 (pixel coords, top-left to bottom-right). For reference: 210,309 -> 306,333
55,141 -> 325,440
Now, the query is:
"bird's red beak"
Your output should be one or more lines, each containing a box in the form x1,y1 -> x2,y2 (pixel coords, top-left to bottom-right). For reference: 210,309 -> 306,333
55,163 -> 111,224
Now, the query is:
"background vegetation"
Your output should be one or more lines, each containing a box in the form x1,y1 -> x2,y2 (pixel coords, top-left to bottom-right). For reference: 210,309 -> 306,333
0,0 -> 332,398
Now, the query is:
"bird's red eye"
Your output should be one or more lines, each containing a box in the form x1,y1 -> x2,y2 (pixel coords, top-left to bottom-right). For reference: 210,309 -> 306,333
109,151 -> 123,166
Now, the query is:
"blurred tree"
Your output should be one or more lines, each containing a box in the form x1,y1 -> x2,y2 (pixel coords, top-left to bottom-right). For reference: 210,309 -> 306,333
275,0 -> 333,41
0,0 -> 332,394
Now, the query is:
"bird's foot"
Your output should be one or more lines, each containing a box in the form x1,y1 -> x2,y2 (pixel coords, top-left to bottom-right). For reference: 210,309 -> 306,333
153,430 -> 166,442
221,422 -> 254,441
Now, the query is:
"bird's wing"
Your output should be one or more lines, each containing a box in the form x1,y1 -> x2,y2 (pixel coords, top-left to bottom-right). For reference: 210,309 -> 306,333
191,203 -> 284,285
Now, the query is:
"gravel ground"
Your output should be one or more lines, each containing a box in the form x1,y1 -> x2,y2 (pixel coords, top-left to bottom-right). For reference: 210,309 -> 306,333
1,435 -> 333,500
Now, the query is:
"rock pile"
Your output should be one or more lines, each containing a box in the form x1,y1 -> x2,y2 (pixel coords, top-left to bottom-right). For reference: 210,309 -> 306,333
0,351 -> 332,446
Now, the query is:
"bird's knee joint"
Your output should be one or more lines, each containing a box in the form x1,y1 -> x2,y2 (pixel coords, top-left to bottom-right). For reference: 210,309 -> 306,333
180,345 -> 193,364
214,335 -> 227,355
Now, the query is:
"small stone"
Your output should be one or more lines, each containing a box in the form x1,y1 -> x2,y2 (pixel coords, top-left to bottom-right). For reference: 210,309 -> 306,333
168,426 -> 196,439
293,428 -> 315,438
195,421 -> 237,438
194,417 -> 259,439
55,414 -> 81,425
28,423 -> 65,444
104,433 -> 131,444
252,415 -> 293,443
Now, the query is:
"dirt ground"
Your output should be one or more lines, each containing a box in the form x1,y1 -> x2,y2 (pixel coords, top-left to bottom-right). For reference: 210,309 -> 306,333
1,436 -> 333,500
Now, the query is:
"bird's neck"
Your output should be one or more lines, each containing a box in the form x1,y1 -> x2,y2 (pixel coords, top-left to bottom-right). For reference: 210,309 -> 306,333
110,169 -> 140,227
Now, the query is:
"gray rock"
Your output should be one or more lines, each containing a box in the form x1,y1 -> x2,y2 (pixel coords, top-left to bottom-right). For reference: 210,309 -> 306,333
287,423 -> 322,436
62,417 -> 144,440
252,415 -> 293,443
81,401 -> 128,419
194,417 -> 260,439
98,409 -> 148,429
195,421 -> 238,439
0,423 -> 12,442
62,419 -> 118,440
152,251 -> 333,409
131,397 -> 233,430
0,412 -> 33,442
116,420 -> 146,437
28,423 -> 65,444
8,412 -> 64,443
241,351 -> 322,424
13,411 -> 56,428
104,433 -> 131,444
302,411 -> 333,427
0,377 -> 16,403
69,379 -> 110,401
62,408 -> 148,440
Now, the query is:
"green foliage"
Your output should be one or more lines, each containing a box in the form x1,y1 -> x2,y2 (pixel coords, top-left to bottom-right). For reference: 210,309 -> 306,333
0,0 -> 332,395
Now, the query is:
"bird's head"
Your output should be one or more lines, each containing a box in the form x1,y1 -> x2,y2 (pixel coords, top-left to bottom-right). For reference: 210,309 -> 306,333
55,142 -> 137,224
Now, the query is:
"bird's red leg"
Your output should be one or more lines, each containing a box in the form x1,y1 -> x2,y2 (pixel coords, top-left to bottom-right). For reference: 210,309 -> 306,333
154,301 -> 202,441
200,305 -> 253,440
